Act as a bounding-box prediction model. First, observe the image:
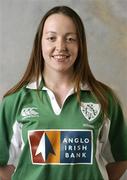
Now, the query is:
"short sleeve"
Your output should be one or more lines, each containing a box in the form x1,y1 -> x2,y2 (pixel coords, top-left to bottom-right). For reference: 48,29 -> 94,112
108,95 -> 127,161
0,98 -> 12,165
0,95 -> 22,167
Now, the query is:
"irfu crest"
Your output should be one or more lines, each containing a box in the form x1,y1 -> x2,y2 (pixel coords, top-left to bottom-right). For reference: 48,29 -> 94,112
81,102 -> 100,121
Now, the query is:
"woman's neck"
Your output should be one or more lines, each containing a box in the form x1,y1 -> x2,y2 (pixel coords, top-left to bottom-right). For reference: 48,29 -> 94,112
43,70 -> 74,90
43,70 -> 75,107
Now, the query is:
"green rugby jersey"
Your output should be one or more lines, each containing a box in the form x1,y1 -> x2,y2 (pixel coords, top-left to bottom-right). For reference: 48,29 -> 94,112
0,80 -> 127,180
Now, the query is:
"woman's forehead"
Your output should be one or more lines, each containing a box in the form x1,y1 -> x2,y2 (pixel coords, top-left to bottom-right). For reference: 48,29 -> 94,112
43,13 -> 77,33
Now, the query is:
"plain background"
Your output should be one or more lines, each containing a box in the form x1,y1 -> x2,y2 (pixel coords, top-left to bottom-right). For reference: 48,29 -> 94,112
0,0 -> 127,113
0,0 -> 127,179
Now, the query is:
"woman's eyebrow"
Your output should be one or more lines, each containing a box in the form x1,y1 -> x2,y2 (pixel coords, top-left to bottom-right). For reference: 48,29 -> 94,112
45,31 -> 57,34
45,31 -> 77,35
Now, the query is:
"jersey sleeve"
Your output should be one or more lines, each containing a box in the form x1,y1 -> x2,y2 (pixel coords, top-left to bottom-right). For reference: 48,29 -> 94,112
108,94 -> 127,162
0,97 -> 12,165
0,95 -> 22,166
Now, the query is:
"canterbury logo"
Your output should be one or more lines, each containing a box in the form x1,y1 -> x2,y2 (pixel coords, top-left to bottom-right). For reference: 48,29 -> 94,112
21,107 -> 39,119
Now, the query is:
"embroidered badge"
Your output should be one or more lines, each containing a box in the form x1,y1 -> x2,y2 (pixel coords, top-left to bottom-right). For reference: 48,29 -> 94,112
81,102 -> 100,121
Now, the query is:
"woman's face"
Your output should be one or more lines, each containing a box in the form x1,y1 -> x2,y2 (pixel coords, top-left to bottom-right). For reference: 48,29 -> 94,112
41,13 -> 79,74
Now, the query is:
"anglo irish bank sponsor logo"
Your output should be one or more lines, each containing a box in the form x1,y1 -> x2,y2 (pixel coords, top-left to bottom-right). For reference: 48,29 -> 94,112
81,102 -> 100,121
21,107 -> 39,119
28,130 -> 93,165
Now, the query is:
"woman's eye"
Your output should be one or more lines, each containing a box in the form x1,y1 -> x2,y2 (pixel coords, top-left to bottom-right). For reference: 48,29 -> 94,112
47,37 -> 56,41
66,37 -> 76,42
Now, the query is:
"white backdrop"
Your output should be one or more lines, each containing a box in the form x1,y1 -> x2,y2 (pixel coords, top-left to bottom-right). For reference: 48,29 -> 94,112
0,0 -> 127,179
1,0 -> 127,113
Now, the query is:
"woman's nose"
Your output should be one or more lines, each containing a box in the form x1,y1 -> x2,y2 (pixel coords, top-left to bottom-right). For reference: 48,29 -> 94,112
56,38 -> 67,52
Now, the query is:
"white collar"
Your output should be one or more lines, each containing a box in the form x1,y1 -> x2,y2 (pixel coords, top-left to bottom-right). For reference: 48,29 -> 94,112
26,76 -> 42,90
26,78 -> 90,91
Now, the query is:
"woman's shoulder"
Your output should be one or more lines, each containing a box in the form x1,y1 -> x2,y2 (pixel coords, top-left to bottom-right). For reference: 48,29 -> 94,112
101,82 -> 123,116
97,81 -> 121,111
2,86 -> 29,106
98,81 -> 118,100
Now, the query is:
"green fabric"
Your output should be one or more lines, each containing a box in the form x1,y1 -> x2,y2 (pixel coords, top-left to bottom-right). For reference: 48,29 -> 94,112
0,86 -> 126,180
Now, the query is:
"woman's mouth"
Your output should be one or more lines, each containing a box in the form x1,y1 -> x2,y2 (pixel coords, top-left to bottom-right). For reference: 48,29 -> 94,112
52,55 -> 70,61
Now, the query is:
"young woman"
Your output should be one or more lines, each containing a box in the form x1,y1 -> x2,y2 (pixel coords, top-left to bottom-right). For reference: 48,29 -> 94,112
0,6 -> 127,180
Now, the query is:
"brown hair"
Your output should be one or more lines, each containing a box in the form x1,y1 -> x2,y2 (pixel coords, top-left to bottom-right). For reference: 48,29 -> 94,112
4,6 -> 113,115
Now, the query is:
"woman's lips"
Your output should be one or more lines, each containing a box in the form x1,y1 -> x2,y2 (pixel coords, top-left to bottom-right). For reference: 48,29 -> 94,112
52,55 -> 70,61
